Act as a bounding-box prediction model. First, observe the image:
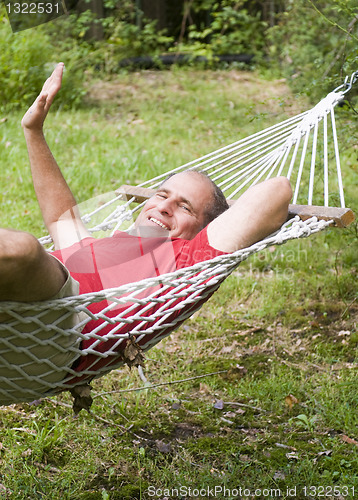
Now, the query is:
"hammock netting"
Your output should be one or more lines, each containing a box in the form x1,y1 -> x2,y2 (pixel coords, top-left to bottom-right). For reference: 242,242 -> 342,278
0,76 -> 356,406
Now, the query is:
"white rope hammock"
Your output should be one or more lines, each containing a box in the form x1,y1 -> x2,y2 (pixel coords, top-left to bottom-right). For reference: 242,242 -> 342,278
0,74 -> 356,406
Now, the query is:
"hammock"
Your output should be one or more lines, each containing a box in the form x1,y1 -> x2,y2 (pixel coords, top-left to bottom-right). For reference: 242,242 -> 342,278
0,73 -> 356,407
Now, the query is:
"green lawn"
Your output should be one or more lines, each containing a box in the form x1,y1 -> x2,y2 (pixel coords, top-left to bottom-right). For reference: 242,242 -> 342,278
0,68 -> 357,499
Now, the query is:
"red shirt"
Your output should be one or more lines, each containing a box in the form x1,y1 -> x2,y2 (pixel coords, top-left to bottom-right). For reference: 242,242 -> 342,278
51,227 -> 226,382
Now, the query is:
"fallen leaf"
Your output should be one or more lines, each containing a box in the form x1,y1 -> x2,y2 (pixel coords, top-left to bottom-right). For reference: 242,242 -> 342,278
220,341 -> 238,354
155,440 -> 171,454
340,434 -> 358,447
122,337 -> 145,369
213,399 -> 225,410
273,471 -> 286,480
226,365 -> 248,379
338,330 -> 350,336
28,399 -> 43,407
70,384 -> 93,415
285,394 -> 299,410
199,383 -> 211,394
224,411 -> 237,418
236,327 -> 263,337
131,119 -> 145,125
220,417 -> 234,425
313,450 -> 332,463
275,443 -> 297,451
0,484 -> 10,496
165,344 -> 181,353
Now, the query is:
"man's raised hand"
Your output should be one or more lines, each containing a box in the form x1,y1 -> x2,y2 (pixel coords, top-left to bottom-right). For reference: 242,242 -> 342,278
21,63 -> 64,132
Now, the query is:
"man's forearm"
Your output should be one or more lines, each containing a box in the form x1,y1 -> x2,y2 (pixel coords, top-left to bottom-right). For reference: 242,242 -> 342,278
207,177 -> 292,253
23,128 -> 78,232
21,64 -> 90,249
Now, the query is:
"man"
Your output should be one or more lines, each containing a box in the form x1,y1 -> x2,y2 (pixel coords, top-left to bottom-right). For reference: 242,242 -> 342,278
0,64 -> 292,398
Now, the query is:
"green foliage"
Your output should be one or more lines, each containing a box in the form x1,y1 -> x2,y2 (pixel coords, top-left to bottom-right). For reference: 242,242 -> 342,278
266,0 -> 358,98
39,0 -> 174,73
0,9 -> 87,111
174,0 -> 266,61
2,0 -> 358,110
0,10 -> 51,109
105,18 -> 173,65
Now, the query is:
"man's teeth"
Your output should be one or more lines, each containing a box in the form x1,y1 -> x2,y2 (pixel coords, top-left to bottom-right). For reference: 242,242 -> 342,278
149,217 -> 169,230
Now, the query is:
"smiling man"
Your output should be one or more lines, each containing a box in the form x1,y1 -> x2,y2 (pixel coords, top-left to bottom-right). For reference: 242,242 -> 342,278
0,64 -> 292,392
135,171 -> 213,239
134,170 -> 229,239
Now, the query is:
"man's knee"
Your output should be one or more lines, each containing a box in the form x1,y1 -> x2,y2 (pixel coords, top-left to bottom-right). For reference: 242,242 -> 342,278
0,230 -> 66,302
0,230 -> 43,279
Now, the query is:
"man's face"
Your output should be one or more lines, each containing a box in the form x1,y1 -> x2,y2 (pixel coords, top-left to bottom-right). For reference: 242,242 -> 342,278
134,172 -> 214,240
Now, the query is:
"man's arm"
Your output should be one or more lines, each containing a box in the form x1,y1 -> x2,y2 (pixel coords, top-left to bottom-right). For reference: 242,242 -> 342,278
21,63 -> 90,250
207,177 -> 292,253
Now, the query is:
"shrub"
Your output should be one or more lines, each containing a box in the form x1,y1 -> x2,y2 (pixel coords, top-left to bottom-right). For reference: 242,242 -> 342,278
266,0 -> 358,98
173,0 -> 267,62
0,9 -> 86,111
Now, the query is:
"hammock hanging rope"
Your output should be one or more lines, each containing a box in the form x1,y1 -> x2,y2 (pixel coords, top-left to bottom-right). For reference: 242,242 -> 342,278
0,73 -> 356,406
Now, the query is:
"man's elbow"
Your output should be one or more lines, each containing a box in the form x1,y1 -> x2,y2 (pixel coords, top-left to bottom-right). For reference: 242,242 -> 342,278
272,176 -> 292,199
278,176 -> 293,205
274,176 -> 292,223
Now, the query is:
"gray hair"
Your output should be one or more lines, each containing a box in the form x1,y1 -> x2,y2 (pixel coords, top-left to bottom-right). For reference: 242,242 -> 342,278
159,170 -> 229,227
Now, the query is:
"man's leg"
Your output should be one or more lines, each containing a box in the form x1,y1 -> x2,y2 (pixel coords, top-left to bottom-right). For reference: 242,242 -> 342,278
0,228 -> 83,404
0,228 -> 66,302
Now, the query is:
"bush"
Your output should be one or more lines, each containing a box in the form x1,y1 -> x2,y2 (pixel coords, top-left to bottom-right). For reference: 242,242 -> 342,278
0,12 -> 51,109
266,0 -> 358,99
172,0 -> 267,62
0,9 -> 87,111
104,19 -> 174,70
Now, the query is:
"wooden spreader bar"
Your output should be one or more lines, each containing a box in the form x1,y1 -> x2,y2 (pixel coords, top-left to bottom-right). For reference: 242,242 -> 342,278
116,184 -> 355,228
287,204 -> 354,228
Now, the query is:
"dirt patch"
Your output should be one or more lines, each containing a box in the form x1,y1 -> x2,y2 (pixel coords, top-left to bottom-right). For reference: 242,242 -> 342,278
85,70 -> 188,105
85,69 -> 306,117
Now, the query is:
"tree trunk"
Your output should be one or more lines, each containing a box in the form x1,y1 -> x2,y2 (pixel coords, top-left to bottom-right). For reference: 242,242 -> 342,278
75,0 -> 104,40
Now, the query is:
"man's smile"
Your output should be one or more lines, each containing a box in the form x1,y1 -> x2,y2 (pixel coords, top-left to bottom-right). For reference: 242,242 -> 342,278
148,217 -> 170,230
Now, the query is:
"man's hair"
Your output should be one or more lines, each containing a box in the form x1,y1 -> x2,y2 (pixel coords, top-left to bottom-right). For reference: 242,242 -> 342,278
159,170 -> 229,227
199,171 -> 229,226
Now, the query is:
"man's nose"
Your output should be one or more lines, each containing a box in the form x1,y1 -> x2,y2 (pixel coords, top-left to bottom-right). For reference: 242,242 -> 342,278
157,198 -> 173,215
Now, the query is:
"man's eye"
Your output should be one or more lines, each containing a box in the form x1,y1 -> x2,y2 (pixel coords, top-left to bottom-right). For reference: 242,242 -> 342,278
181,205 -> 190,212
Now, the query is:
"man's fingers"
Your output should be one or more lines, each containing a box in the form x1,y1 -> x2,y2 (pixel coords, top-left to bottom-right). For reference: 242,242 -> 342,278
50,62 -> 64,87
21,63 -> 64,130
40,63 -> 64,111
42,63 -> 64,96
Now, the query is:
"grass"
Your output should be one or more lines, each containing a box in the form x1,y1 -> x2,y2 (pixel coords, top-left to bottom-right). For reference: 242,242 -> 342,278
0,68 -> 357,499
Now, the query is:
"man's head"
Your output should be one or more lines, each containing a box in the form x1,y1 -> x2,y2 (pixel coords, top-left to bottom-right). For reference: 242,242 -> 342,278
134,170 -> 229,240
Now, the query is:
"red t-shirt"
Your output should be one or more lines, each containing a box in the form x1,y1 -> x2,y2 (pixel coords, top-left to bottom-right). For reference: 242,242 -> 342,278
51,227 -> 226,382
